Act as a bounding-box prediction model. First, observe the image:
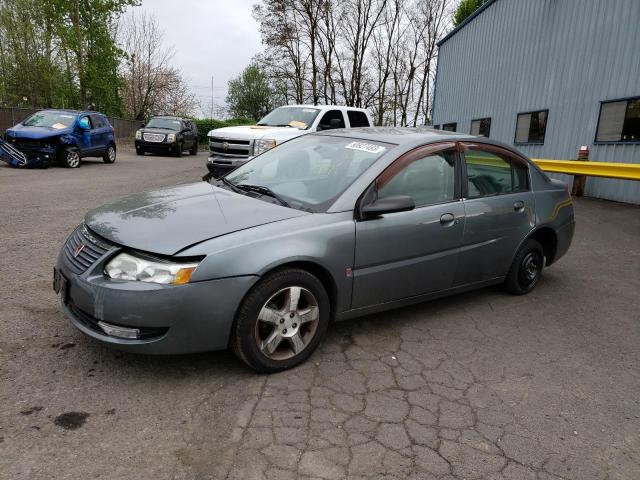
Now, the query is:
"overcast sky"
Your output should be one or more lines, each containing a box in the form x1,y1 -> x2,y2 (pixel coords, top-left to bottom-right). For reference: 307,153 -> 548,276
133,0 -> 264,117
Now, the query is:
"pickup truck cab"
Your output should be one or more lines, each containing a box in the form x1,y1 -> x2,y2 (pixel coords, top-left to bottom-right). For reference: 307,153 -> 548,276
206,105 -> 373,177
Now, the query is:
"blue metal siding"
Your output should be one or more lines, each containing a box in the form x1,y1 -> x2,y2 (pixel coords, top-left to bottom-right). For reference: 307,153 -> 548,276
433,0 -> 640,203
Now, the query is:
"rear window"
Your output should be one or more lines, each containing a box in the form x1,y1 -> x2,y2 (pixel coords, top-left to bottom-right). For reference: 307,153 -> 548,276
348,110 -> 370,127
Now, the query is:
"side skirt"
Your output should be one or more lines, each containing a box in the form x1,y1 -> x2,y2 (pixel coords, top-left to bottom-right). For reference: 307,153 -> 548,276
334,277 -> 504,322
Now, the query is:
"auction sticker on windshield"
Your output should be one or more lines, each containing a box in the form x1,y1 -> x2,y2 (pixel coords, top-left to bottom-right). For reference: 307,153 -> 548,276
345,141 -> 386,154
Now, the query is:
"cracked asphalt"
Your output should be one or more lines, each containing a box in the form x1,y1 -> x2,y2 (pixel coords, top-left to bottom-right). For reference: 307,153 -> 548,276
1,150 -> 639,480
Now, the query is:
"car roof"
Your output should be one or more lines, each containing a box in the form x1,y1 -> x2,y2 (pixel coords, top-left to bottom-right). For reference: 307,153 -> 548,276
313,126 -> 477,146
38,109 -> 103,116
150,115 -> 184,120
284,104 -> 370,113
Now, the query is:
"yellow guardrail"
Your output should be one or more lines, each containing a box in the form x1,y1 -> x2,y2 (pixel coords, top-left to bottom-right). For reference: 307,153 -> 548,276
532,159 -> 640,181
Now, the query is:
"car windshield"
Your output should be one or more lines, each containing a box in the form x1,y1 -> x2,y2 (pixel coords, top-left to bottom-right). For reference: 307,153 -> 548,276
146,118 -> 182,130
23,111 -> 76,129
257,107 -> 321,130
223,135 -> 392,212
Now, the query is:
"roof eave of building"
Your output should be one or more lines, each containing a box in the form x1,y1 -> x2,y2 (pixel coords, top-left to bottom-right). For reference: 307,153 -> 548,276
437,0 -> 499,47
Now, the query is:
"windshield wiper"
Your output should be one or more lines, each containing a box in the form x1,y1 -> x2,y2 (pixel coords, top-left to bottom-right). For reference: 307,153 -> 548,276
235,184 -> 290,207
216,177 -> 242,192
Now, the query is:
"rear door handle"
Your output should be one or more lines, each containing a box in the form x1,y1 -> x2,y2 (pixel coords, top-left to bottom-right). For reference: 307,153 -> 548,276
513,201 -> 525,211
440,213 -> 455,225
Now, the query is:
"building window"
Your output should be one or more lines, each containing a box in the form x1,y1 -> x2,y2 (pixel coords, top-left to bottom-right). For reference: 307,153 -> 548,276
442,123 -> 457,132
471,118 -> 491,137
596,97 -> 640,143
515,110 -> 548,144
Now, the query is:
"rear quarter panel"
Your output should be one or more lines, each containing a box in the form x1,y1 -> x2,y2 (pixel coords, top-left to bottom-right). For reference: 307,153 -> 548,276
532,171 -> 575,263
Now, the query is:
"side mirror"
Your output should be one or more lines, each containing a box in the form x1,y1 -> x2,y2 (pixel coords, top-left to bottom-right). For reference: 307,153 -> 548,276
361,195 -> 415,219
329,118 -> 342,128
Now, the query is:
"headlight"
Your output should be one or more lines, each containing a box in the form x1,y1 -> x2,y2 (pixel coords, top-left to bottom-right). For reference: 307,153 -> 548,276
253,139 -> 276,156
105,252 -> 199,285
135,130 -> 142,140
167,133 -> 176,142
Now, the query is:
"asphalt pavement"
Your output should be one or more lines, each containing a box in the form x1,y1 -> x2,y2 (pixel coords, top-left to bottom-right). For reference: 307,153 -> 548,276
0,149 -> 639,480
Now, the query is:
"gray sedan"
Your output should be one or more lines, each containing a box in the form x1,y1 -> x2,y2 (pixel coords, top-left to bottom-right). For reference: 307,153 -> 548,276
54,128 -> 574,372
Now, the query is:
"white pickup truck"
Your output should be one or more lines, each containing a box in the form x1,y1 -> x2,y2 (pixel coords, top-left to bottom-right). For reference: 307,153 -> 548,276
206,104 -> 373,177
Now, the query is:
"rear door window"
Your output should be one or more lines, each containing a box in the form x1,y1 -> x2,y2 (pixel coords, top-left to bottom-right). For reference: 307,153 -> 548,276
318,110 -> 346,130
347,110 -> 370,127
463,146 -> 529,198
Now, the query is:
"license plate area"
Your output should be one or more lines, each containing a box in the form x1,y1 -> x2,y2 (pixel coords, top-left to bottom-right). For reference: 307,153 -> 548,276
53,268 -> 69,304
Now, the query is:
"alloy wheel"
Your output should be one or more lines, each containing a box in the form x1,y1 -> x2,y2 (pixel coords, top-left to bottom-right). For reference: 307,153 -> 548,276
254,286 -> 320,361
67,151 -> 80,168
108,146 -> 116,162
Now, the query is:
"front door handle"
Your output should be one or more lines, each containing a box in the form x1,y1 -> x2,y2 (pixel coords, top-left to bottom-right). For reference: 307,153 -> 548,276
513,201 -> 525,211
440,213 -> 455,225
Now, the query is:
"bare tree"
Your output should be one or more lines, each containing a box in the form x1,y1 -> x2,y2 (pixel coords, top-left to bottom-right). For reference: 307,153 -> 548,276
118,12 -> 195,119
253,0 -> 454,126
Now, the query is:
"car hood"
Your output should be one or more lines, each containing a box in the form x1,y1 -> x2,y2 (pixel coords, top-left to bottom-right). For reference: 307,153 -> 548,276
6,124 -> 73,139
207,125 -> 306,142
85,182 -> 308,256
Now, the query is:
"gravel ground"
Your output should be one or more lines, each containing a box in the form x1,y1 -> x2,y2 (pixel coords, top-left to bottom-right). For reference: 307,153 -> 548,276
0,149 -> 639,480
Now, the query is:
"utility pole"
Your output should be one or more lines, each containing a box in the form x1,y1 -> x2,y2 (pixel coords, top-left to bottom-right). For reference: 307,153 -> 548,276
210,76 -> 214,120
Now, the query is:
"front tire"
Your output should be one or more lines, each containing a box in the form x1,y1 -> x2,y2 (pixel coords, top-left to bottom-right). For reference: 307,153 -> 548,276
173,142 -> 183,157
231,268 -> 330,373
504,239 -> 544,295
60,147 -> 81,168
189,141 -> 198,155
103,144 -> 116,163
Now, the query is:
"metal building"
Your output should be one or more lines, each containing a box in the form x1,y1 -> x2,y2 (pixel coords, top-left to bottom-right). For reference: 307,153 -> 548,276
432,0 -> 640,204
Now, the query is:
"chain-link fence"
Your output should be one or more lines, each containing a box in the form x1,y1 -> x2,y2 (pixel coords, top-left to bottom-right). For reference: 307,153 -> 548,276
0,107 -> 141,139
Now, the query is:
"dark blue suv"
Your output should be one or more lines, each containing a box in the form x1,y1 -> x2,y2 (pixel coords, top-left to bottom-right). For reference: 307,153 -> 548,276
4,110 -> 116,168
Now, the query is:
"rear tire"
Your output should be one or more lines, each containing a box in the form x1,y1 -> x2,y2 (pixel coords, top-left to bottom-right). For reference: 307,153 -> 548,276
103,144 -> 116,163
231,268 -> 330,373
60,147 -> 81,168
504,239 -> 544,295
189,141 -> 198,155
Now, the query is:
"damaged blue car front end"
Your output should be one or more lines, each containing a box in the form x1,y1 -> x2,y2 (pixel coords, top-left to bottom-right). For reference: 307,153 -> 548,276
4,113 -> 79,166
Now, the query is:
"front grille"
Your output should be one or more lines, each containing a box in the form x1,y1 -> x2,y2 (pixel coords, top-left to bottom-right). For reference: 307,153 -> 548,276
68,303 -> 168,339
210,146 -> 248,156
143,133 -> 165,142
10,138 -> 43,151
209,137 -> 251,158
63,225 -> 112,274
210,137 -> 250,145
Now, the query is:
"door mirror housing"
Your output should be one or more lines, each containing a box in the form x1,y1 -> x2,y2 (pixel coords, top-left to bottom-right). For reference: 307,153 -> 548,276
361,195 -> 415,219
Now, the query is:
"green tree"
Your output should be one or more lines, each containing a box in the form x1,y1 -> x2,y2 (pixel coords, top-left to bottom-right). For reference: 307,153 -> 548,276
45,0 -> 138,115
226,63 -> 275,121
453,0 -> 485,27
0,0 -> 137,114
